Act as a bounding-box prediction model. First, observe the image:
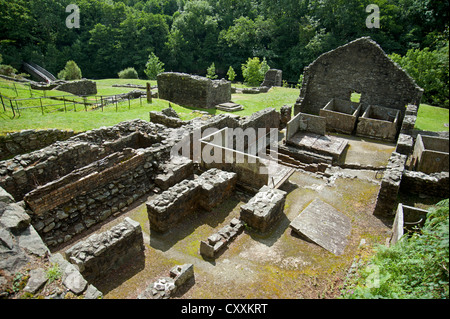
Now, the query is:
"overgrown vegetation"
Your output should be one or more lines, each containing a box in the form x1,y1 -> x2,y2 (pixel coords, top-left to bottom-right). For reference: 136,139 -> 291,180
241,57 -> 270,87
342,199 -> 449,299
1,0 -> 448,99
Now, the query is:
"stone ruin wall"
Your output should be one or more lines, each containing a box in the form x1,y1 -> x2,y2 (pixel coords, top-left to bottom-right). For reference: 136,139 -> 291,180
295,37 -> 423,123
373,102 -> 449,217
261,69 -> 282,88
157,72 -> 231,109
64,217 -> 144,283
147,169 -> 237,232
0,129 -> 76,161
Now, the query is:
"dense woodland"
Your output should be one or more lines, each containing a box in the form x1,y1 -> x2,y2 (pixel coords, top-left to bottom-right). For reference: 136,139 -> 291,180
0,0 -> 449,105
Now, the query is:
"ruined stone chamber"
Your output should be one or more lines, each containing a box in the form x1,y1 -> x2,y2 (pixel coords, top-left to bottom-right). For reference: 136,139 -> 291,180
0,120 -> 173,248
410,134 -> 449,174
157,72 -> 231,109
64,217 -> 144,283
284,112 -> 348,164
319,98 -> 361,135
147,169 -> 237,232
294,37 -> 423,139
356,105 -> 400,142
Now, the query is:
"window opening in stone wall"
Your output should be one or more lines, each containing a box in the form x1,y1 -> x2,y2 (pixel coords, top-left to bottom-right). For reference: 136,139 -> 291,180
351,91 -> 361,103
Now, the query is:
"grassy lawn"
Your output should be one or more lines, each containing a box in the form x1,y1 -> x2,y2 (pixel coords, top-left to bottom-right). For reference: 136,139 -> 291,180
415,103 -> 449,132
1,78 -> 448,134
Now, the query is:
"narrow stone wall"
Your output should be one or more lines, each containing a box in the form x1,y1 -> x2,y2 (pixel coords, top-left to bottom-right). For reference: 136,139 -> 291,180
400,170 -> 449,198
0,129 -> 75,161
64,217 -> 144,282
200,218 -> 244,259
373,152 -> 407,217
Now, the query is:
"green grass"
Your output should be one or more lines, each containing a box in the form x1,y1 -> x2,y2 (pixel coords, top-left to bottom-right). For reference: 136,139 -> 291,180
1,78 -> 448,134
414,103 -> 449,132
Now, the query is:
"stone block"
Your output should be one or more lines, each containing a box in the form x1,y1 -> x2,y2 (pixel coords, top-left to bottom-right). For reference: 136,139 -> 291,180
64,217 -> 144,282
240,186 -> 286,233
261,69 -> 282,88
197,169 -> 237,211
155,156 -> 194,190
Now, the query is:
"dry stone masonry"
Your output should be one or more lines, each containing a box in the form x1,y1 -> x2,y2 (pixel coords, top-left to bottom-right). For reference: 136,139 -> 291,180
200,218 -> 244,259
373,152 -> 407,217
261,69 -> 282,88
1,37 -> 448,299
138,264 -> 194,299
64,217 -> 144,282
0,129 -> 75,161
157,72 -> 231,109
147,169 -> 237,232
53,79 -> 97,96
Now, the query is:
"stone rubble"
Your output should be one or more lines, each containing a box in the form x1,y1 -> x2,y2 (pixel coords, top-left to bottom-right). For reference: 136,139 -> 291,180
200,218 -> 244,259
138,264 -> 194,299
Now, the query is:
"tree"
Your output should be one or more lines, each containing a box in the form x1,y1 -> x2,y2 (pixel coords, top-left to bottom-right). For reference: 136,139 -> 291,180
166,1 -> 219,72
226,66 -> 236,82
144,53 -> 165,80
241,57 -> 270,87
206,62 -> 218,79
118,67 -> 139,79
57,60 -> 82,80
260,57 -> 270,79
390,42 -> 449,107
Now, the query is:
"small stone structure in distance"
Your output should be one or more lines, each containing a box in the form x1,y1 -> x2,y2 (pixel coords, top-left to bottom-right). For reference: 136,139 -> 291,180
157,72 -> 231,109
261,69 -> 282,88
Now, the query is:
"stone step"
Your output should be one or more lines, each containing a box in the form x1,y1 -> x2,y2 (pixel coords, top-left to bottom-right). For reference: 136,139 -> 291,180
215,102 -> 244,112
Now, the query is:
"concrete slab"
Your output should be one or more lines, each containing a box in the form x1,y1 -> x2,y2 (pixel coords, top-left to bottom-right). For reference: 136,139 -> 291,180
287,132 -> 348,161
290,198 -> 351,255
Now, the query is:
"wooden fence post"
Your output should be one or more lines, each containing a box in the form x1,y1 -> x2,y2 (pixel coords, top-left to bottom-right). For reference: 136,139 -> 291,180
147,82 -> 152,103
